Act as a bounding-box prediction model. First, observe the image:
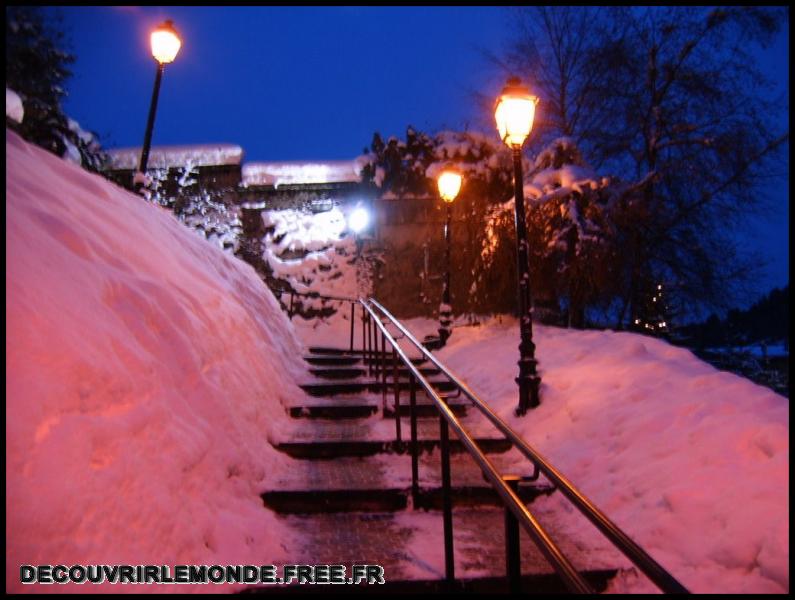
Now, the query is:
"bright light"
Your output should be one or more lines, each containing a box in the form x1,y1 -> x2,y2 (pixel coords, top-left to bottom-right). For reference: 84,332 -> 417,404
494,77 -> 538,148
349,207 -> 369,233
437,169 -> 462,203
151,20 -> 181,64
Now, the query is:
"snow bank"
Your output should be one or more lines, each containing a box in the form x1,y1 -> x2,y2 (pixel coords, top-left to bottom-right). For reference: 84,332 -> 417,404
429,317 -> 788,593
6,129 -> 306,592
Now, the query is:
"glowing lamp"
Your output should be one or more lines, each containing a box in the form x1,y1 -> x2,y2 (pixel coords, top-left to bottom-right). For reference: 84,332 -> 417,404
349,207 -> 369,233
437,169 -> 462,203
151,20 -> 181,64
494,77 -> 538,148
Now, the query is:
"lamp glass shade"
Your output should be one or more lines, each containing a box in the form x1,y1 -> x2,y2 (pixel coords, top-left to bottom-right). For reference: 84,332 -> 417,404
495,78 -> 538,147
437,170 -> 462,203
151,21 -> 181,64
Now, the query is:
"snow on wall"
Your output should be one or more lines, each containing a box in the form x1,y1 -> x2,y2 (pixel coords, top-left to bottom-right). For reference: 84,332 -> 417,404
6,87 -> 24,123
6,129 -> 306,592
106,143 -> 244,170
241,161 -> 361,187
261,207 -> 361,302
430,316 -> 789,593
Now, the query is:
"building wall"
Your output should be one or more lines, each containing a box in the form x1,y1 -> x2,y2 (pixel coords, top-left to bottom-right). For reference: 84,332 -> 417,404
103,160 -> 514,320
371,196 -> 489,319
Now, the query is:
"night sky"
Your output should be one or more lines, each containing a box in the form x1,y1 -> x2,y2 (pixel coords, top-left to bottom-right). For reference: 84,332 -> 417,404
52,6 -> 788,297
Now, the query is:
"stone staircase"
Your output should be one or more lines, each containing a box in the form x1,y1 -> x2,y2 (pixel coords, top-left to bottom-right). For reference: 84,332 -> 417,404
254,346 -> 622,592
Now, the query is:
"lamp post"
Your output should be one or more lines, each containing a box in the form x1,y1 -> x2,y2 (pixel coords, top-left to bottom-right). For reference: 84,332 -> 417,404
436,168 -> 462,346
135,20 -> 181,195
494,76 -> 541,415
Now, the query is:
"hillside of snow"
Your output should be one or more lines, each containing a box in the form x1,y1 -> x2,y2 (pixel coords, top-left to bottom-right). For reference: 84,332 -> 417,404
423,316 -> 788,593
6,129 -> 307,592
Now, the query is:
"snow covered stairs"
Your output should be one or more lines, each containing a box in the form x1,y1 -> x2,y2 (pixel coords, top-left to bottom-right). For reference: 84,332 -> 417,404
292,346 -> 469,422
299,347 -> 458,398
256,346 -> 617,592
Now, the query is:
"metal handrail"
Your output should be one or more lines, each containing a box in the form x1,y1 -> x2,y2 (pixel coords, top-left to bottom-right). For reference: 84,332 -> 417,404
279,290 -> 359,352
367,297 -> 690,594
360,298 -> 593,593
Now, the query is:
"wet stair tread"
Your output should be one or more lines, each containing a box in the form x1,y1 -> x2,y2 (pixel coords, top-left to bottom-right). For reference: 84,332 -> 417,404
304,354 -> 428,366
265,452 -> 548,492
309,366 -> 442,379
277,415 -> 500,444
299,379 -> 458,397
270,507 -> 624,586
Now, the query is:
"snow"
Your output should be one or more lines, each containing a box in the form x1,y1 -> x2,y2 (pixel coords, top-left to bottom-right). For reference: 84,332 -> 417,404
260,206 -> 367,316
61,136 -> 82,165
410,315 -> 788,593
241,161 -> 362,188
6,129 -> 307,592
6,87 -> 24,123
106,144 -> 244,170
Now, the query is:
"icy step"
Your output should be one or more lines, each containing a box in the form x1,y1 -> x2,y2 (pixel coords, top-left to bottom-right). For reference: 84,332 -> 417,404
261,453 -> 554,513
303,354 -> 429,367
288,399 -> 467,420
308,347 -> 425,360
267,506 -> 624,589
275,438 -> 512,459
262,485 -> 554,514
274,417 -> 511,459
300,378 -> 457,397
304,355 -> 361,366
309,366 -> 442,380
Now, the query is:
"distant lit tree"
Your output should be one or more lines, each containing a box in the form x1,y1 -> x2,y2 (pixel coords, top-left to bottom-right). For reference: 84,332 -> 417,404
361,127 -> 519,314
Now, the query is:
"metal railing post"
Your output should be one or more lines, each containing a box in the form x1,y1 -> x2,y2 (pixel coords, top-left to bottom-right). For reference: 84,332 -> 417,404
349,301 -> 355,352
392,347 -> 402,442
503,475 -> 522,593
381,331 -> 388,413
369,313 -> 375,377
439,415 -> 455,585
365,312 -> 371,376
361,304 -> 366,354
409,374 -> 419,507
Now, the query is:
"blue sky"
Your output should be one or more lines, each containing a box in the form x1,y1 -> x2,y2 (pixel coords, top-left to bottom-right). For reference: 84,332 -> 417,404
52,6 -> 788,298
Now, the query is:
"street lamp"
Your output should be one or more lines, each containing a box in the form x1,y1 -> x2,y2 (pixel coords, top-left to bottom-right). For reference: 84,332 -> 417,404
348,206 -> 370,257
494,76 -> 541,415
135,19 -> 182,195
436,167 -> 462,346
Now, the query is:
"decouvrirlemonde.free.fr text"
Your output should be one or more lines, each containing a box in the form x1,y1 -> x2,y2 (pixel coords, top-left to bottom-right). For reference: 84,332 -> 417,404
20,564 -> 385,585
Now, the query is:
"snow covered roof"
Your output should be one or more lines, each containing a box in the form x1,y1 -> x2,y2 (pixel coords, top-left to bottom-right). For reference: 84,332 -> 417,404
106,143 -> 244,170
241,160 -> 363,188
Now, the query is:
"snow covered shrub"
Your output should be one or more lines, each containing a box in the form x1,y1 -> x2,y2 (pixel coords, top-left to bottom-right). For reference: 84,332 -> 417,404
6,6 -> 108,173
480,137 -> 642,328
258,206 -> 366,319
144,159 -> 242,254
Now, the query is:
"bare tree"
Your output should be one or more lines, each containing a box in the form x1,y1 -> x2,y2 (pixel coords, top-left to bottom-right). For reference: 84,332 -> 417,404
500,6 -> 788,326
